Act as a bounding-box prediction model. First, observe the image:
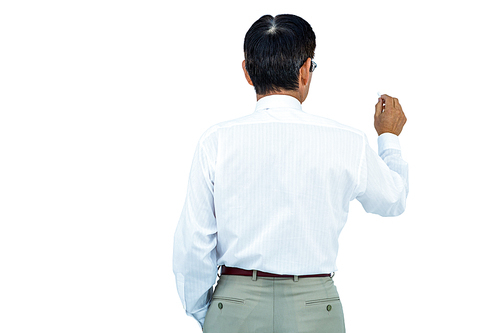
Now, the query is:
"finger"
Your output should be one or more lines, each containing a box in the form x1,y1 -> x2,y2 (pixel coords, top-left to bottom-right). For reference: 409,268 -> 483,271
394,98 -> 402,110
375,97 -> 383,116
383,95 -> 395,109
381,94 -> 392,108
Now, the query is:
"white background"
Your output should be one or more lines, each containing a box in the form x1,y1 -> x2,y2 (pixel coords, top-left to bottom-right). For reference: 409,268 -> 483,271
1,0 -> 499,332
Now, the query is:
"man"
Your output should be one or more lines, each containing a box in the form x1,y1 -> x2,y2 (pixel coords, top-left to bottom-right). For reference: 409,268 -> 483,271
173,14 -> 408,333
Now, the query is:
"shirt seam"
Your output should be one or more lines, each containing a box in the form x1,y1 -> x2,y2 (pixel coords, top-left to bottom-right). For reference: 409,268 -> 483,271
255,106 -> 302,112
211,121 -> 365,137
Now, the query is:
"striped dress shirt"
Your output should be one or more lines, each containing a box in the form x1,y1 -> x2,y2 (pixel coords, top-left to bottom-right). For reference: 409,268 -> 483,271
173,94 -> 409,328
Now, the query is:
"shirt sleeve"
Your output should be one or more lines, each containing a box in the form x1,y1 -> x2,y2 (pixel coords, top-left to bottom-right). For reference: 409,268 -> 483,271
173,135 -> 218,330
354,133 -> 409,217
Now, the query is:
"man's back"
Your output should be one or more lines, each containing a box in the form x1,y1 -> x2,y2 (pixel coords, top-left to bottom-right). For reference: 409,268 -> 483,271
185,93 -> 408,275
205,95 -> 368,275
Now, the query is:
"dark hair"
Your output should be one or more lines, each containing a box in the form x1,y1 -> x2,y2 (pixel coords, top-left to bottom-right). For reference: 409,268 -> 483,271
243,14 -> 316,95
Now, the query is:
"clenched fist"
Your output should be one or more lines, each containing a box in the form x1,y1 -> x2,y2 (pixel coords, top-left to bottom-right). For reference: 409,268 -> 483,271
374,94 -> 407,136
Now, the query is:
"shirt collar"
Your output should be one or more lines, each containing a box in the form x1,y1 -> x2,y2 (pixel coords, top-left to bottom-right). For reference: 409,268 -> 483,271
254,94 -> 303,112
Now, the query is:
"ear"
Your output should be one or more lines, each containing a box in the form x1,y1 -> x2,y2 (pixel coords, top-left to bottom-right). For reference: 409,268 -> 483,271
299,58 -> 311,86
242,60 -> 253,86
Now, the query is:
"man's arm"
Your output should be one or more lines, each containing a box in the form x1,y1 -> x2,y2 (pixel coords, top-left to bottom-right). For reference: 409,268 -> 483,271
173,135 -> 218,330
354,94 -> 409,216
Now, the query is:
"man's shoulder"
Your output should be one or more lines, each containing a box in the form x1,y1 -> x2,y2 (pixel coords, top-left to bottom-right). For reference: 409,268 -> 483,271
196,113 -> 257,145
197,113 -> 256,140
298,112 -> 366,140
211,113 -> 259,129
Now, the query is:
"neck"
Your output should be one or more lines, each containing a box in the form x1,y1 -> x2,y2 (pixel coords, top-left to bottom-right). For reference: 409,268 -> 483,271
256,90 -> 303,103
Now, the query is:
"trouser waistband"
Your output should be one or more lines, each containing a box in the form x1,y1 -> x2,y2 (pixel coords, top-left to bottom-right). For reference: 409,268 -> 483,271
220,265 -> 333,281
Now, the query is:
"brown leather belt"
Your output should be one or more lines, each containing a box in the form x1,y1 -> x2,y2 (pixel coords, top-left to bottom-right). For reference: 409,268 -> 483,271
220,265 -> 331,278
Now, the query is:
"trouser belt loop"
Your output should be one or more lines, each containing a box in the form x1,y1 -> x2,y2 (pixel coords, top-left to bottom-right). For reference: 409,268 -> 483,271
293,275 -> 299,282
252,270 -> 257,281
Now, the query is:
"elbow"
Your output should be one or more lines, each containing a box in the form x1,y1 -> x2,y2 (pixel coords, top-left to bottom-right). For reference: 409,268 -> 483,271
378,202 -> 405,217
364,199 -> 406,217
380,188 -> 408,217
383,205 -> 406,217
359,184 -> 409,217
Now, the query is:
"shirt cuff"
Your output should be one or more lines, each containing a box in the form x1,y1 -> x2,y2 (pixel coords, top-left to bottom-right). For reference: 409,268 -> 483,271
378,133 -> 401,155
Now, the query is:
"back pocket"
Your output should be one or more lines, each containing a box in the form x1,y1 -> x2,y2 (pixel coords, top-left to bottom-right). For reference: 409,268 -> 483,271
212,296 -> 245,304
304,297 -> 339,306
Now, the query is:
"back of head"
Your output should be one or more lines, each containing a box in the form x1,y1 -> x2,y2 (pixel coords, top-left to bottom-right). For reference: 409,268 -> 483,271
243,14 -> 316,95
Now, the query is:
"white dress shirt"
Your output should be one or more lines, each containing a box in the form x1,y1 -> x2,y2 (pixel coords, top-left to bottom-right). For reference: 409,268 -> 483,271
173,95 -> 409,328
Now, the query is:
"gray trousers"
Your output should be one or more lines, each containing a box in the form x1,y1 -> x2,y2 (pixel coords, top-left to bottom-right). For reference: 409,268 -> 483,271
203,272 -> 346,333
